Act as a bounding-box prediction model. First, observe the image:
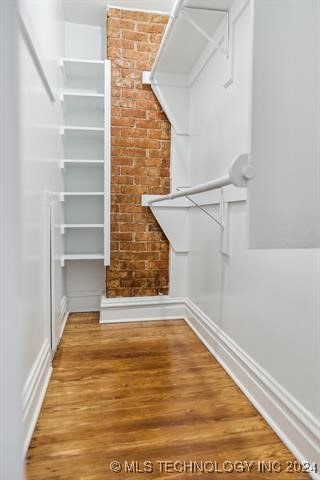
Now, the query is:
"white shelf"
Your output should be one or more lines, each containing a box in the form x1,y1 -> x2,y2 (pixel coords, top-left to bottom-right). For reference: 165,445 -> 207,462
60,191 -> 104,201
60,126 -> 104,138
148,0 -> 231,134
60,253 -> 104,267
62,192 -> 104,195
61,224 -> 104,234
61,159 -> 104,168
152,0 -> 230,84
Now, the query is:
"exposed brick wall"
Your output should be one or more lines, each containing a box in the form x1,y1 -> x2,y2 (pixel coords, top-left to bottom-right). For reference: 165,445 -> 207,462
106,9 -> 171,298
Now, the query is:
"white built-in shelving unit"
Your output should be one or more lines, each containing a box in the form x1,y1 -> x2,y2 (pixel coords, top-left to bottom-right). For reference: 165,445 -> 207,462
60,54 -> 111,268
146,0 -> 233,134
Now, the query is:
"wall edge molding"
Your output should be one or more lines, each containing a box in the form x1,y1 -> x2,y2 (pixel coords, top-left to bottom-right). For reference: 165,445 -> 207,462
59,295 -> 69,339
22,340 -> 52,456
100,295 -> 186,323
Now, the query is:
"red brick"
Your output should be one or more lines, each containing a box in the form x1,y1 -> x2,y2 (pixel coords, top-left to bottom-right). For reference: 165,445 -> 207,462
121,127 -> 147,138
151,14 -> 169,24
136,42 -> 160,53
119,222 -> 145,232
136,22 -> 165,34
112,117 -> 135,127
121,108 -> 146,119
121,10 -> 151,21
111,232 -> 133,241
150,33 -> 163,43
107,9 -> 170,298
136,119 -> 161,129
122,30 -> 149,42
122,49 -> 150,62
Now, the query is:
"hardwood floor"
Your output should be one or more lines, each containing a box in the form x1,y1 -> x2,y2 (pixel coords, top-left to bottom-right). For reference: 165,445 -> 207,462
26,313 -> 310,479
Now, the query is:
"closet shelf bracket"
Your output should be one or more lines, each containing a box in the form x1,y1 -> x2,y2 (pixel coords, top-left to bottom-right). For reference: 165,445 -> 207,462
177,189 -> 224,229
181,8 -> 229,57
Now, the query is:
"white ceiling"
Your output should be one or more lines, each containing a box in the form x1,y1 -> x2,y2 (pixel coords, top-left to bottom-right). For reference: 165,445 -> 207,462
62,0 -> 175,26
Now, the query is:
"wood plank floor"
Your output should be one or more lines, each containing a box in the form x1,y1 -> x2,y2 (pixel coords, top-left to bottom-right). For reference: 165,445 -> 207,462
26,313 -> 310,479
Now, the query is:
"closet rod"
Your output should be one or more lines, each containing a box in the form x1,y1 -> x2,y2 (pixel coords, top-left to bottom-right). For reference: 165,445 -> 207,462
148,154 -> 254,205
150,0 -> 185,82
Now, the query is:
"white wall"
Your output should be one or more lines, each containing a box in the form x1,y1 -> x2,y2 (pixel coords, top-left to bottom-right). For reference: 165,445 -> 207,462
184,0 -> 320,424
0,1 -> 24,477
65,22 -> 105,60
19,0 -> 65,451
62,0 -> 173,26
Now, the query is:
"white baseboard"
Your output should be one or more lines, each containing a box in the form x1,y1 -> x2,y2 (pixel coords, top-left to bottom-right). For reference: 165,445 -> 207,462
68,290 -> 103,313
59,295 -> 69,339
22,339 -> 52,456
100,295 -> 186,323
100,294 -> 320,477
184,298 -> 320,480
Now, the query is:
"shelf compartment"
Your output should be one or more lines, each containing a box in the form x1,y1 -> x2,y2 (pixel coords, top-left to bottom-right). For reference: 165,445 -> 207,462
61,254 -> 104,267
62,132 -> 104,160
60,92 -> 104,128
60,57 -> 105,94
64,163 -> 104,192
64,196 -> 104,224
64,227 -> 104,255
60,92 -> 104,109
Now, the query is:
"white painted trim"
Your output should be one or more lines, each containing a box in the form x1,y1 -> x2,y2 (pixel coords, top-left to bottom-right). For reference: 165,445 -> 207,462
184,299 -> 320,479
59,295 -> 69,339
107,5 -> 170,15
104,60 -> 111,266
22,340 -> 52,455
100,295 -> 186,323
99,295 -> 320,475
223,0 -> 250,88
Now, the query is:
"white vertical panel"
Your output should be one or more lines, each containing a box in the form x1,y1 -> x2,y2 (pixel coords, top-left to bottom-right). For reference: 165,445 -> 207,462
104,60 -> 111,266
0,1 -> 24,478
19,0 -> 65,449
249,0 -> 320,248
